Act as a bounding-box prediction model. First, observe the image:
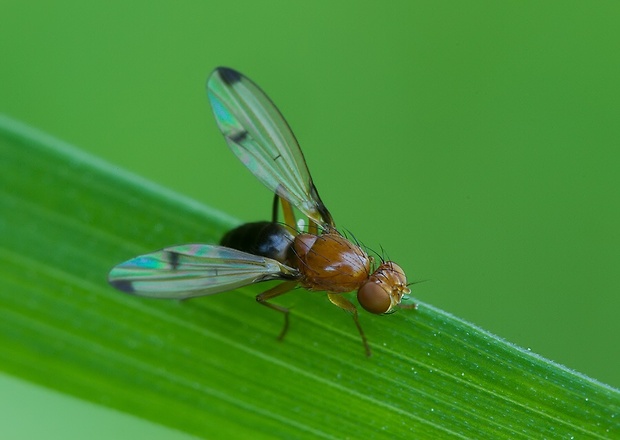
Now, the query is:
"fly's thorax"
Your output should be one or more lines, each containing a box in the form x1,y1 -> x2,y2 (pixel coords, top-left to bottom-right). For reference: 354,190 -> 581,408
357,261 -> 410,314
291,233 -> 371,293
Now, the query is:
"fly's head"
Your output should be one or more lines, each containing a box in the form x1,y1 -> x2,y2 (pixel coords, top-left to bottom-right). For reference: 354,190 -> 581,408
357,262 -> 412,314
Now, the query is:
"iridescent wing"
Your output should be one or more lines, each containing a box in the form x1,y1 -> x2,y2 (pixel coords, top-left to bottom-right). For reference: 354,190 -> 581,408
207,67 -> 335,230
108,244 -> 299,299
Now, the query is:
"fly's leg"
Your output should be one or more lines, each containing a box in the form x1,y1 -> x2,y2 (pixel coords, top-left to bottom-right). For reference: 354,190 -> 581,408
256,281 -> 298,340
272,194 -> 299,234
280,197 -> 298,233
275,193 -> 319,235
327,293 -> 371,357
271,194 -> 280,223
282,195 -> 318,236
399,302 -> 418,310
307,218 -> 318,235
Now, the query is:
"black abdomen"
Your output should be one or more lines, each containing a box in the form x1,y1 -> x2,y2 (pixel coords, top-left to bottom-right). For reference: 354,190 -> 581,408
220,221 -> 295,265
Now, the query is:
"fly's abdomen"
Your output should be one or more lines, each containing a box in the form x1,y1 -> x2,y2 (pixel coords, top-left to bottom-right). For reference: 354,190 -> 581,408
220,221 -> 295,265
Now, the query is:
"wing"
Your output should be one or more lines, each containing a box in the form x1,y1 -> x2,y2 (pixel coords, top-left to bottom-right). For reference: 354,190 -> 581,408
207,67 -> 335,230
108,244 -> 299,299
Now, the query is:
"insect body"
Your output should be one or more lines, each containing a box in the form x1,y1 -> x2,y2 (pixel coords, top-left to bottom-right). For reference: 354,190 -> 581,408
109,67 -> 413,356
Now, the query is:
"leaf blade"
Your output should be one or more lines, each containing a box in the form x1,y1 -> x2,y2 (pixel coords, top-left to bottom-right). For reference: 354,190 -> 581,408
0,114 -> 618,439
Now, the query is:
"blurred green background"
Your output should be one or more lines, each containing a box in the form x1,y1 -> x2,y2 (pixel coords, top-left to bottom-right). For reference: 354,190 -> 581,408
1,1 -> 618,437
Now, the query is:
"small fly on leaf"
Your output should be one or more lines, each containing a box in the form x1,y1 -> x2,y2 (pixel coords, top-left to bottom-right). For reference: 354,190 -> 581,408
109,67 -> 415,356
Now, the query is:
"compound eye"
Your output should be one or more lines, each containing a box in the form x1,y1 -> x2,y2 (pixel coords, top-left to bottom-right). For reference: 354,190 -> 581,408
357,281 -> 391,314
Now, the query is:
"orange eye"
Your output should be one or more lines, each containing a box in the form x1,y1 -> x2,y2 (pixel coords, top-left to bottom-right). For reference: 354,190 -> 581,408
357,281 -> 391,314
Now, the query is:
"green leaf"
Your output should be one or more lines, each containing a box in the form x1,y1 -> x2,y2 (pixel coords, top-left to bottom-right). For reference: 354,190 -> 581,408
1,114 -> 618,439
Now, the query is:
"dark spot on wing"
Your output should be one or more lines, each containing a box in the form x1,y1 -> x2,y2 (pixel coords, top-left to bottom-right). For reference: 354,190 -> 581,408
229,130 -> 248,143
217,67 -> 242,85
167,251 -> 181,270
109,279 -> 135,293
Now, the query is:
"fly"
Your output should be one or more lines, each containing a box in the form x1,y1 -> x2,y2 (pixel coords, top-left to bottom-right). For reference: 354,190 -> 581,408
108,67 -> 414,356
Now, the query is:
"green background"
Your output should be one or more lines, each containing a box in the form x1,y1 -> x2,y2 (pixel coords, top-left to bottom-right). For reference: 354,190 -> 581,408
1,1 -> 618,437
